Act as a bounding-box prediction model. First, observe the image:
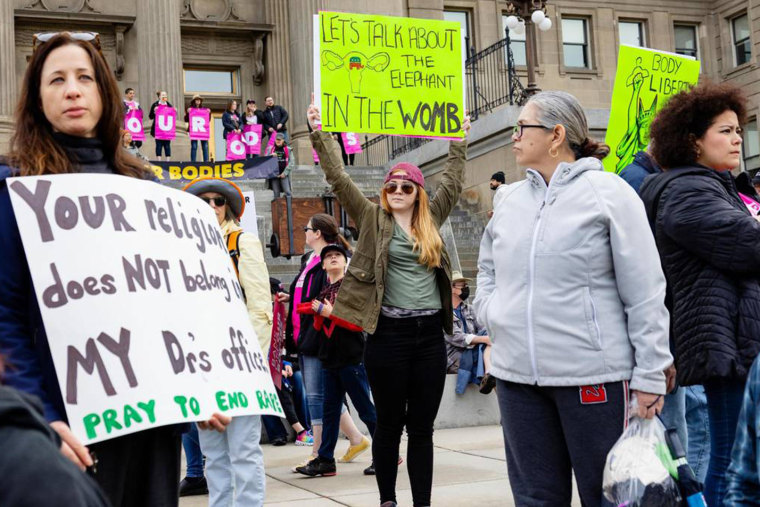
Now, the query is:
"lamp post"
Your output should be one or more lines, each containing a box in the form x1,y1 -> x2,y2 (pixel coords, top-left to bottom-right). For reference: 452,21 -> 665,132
504,1 -> 552,97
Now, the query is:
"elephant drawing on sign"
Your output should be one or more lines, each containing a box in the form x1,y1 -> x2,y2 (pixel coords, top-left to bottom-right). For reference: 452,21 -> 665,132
321,50 -> 391,94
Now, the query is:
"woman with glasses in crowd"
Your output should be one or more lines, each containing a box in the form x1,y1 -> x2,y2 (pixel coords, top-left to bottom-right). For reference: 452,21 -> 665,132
307,98 -> 470,507
0,32 -> 228,507
473,91 -> 671,507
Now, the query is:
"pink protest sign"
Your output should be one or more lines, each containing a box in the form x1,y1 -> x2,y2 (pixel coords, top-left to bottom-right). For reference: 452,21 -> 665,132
188,108 -> 210,141
226,132 -> 247,160
341,132 -> 363,154
266,131 -> 276,153
740,193 -> 760,216
243,124 -> 263,155
124,109 -> 144,141
154,105 -> 176,141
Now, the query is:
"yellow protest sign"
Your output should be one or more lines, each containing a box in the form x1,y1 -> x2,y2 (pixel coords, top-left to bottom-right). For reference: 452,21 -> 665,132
314,11 -> 466,139
604,45 -> 700,173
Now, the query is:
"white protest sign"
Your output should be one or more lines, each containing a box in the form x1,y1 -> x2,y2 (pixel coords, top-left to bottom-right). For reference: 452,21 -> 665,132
240,191 -> 259,237
8,174 -> 281,444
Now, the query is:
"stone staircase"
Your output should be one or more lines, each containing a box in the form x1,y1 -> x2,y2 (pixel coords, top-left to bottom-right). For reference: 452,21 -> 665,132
235,164 -> 387,285
214,163 -> 486,288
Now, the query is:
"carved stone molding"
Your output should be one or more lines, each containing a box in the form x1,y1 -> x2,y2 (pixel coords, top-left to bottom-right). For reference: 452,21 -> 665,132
114,25 -> 126,80
24,0 -> 100,13
181,0 -> 242,22
252,33 -> 265,86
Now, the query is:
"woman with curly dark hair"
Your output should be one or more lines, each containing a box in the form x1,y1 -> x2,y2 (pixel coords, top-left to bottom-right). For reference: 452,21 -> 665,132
640,82 -> 760,505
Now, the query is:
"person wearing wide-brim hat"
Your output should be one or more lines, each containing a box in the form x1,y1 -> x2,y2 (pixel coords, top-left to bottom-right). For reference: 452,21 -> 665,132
182,176 -> 273,506
185,94 -> 209,163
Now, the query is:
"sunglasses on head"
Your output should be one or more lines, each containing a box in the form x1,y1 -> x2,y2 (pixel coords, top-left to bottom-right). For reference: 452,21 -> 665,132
200,196 -> 227,207
384,181 -> 416,195
32,32 -> 102,52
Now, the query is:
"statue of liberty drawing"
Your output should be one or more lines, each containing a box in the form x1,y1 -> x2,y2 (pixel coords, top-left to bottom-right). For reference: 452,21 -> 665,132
614,57 -> 658,173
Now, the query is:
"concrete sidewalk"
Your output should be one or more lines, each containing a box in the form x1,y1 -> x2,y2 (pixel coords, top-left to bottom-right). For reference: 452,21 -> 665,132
180,424 -> 582,506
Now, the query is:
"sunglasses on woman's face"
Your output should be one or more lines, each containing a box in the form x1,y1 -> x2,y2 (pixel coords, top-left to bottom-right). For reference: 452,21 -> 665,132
384,181 -> 416,195
201,196 -> 227,207
32,32 -> 102,52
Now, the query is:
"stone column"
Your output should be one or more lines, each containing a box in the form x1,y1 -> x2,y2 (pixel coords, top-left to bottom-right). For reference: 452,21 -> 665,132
135,0 -> 185,156
286,0 -> 323,163
0,0 -> 16,118
265,0 -> 293,115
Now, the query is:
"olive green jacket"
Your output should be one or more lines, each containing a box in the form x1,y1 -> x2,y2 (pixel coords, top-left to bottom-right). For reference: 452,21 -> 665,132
310,130 -> 467,334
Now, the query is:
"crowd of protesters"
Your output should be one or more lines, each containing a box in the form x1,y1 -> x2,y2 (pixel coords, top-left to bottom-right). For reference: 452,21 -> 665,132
6,29 -> 760,507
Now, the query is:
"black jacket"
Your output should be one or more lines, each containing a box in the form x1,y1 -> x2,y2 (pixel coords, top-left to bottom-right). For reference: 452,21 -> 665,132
640,166 -> 760,385
285,253 -> 327,357
264,105 -> 289,133
0,386 -> 110,506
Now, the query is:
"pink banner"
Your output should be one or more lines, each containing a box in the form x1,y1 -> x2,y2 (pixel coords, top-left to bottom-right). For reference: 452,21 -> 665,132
188,108 -> 210,141
124,109 -> 144,141
154,105 -> 176,141
341,132 -> 363,154
266,131 -> 276,153
243,124 -> 263,155
226,132 -> 246,160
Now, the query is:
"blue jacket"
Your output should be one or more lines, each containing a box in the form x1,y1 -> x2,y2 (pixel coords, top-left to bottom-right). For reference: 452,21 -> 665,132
726,355 -> 760,505
0,165 -> 66,422
619,151 -> 661,193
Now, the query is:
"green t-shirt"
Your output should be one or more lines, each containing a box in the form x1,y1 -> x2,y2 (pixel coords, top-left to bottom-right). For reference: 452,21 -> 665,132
382,223 -> 441,310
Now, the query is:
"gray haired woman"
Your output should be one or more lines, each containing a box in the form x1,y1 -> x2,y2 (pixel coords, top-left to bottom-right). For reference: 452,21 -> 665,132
473,91 -> 672,506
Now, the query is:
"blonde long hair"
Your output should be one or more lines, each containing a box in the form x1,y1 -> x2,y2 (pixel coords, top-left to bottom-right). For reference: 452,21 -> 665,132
381,182 -> 443,269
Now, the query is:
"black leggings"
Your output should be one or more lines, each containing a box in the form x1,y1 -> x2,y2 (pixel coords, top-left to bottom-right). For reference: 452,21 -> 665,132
364,313 -> 446,507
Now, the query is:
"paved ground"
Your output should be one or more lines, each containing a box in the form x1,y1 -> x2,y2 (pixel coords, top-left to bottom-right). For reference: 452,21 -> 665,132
179,424 -> 582,506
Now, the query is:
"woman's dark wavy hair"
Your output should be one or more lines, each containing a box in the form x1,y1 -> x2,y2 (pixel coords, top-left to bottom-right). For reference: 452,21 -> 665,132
650,81 -> 747,169
7,33 -> 148,177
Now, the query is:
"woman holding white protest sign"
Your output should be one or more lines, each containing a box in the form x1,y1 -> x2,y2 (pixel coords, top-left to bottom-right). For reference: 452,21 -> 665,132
0,32 -> 230,506
183,176 -> 273,507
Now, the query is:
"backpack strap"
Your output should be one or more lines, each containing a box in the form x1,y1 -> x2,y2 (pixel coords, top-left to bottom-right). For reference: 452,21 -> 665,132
227,230 -> 243,277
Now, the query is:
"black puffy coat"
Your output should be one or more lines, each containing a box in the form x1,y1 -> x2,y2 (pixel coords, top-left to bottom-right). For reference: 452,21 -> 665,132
640,166 -> 760,385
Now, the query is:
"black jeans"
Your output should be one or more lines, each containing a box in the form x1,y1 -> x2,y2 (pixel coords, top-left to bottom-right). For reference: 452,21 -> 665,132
89,426 -> 181,507
364,313 -> 446,507
496,379 -> 629,507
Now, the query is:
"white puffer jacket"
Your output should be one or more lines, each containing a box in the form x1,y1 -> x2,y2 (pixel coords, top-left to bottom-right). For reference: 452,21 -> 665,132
473,157 -> 671,394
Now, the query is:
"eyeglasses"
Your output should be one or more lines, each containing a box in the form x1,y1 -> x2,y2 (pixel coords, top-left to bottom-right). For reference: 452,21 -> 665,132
384,181 -> 416,195
200,196 -> 227,207
512,123 -> 549,139
303,226 -> 315,232
32,32 -> 101,52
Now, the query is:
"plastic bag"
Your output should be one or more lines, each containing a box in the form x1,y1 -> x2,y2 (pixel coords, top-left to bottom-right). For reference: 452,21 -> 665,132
602,405 -> 681,507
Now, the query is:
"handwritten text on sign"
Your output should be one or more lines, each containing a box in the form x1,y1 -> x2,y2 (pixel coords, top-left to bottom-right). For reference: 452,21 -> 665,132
8,175 -> 281,444
315,12 -> 465,139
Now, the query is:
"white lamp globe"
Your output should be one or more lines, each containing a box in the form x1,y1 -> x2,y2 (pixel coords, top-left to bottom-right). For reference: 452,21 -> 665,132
531,10 -> 546,24
505,15 -> 520,30
514,20 -> 526,35
538,17 -> 552,31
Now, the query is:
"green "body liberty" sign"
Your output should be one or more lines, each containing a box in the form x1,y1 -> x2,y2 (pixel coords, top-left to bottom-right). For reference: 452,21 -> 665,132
603,45 -> 700,173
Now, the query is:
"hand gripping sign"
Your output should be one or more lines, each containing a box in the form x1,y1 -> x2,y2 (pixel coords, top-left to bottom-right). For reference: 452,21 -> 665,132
154,105 -> 177,141
188,108 -> 211,141
124,109 -> 145,142
7,174 -> 281,444
226,132 -> 247,160
243,124 -> 263,156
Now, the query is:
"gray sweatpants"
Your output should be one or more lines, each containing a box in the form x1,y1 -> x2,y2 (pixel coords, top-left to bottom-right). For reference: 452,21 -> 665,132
496,379 -> 629,507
